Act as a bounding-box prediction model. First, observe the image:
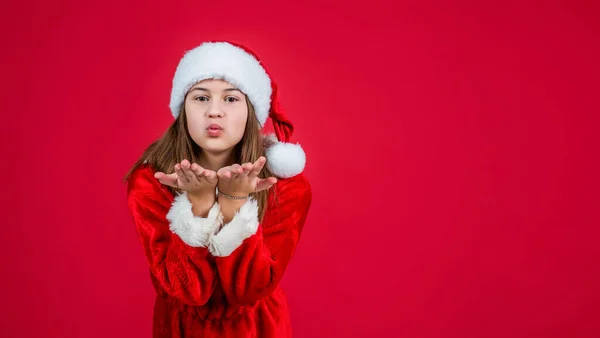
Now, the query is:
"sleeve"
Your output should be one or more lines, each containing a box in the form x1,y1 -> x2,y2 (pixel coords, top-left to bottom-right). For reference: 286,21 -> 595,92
126,167 -> 223,306
207,174 -> 312,305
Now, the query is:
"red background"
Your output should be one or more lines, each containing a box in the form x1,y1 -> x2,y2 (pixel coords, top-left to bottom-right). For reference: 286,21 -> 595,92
1,0 -> 599,337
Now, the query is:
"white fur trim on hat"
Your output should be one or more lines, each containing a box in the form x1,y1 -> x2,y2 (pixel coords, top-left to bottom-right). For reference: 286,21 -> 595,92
208,197 -> 259,257
170,42 -> 272,127
166,191 -> 223,247
263,133 -> 306,178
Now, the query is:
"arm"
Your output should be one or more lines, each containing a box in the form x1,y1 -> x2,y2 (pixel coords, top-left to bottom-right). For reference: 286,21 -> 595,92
207,174 -> 312,305
126,167 -> 222,306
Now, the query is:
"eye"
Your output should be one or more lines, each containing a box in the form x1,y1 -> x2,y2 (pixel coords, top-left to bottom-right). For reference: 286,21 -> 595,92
225,96 -> 239,103
194,96 -> 208,102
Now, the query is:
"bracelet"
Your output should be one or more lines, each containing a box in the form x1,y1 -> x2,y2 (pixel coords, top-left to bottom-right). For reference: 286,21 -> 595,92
218,189 -> 249,200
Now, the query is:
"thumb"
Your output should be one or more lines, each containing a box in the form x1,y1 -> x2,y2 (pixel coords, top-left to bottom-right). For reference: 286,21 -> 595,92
155,172 -> 178,188
255,177 -> 278,192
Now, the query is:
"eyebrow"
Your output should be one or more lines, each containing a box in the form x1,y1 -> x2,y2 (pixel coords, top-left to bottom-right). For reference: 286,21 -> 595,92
190,87 -> 242,93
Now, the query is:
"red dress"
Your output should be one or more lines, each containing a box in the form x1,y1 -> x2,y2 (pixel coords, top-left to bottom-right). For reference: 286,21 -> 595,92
126,164 -> 312,337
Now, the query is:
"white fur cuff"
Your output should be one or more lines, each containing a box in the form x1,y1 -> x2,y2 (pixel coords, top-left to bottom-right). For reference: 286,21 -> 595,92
166,191 -> 223,247
208,197 -> 260,257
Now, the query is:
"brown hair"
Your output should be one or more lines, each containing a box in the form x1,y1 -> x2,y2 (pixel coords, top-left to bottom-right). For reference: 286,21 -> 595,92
123,95 -> 277,221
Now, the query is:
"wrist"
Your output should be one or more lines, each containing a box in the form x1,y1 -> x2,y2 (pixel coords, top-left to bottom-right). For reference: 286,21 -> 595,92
186,189 -> 216,202
217,186 -> 250,199
186,191 -> 217,218
217,193 -> 247,204
218,194 -> 247,223
217,189 -> 250,200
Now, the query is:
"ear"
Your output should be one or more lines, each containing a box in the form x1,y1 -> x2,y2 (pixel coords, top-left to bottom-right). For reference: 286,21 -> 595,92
263,133 -> 306,178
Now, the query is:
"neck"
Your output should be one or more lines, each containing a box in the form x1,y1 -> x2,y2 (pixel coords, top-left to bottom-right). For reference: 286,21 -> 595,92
198,148 -> 236,172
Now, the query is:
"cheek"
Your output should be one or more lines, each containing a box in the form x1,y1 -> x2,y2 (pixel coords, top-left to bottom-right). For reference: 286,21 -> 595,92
231,113 -> 248,137
185,112 -> 206,136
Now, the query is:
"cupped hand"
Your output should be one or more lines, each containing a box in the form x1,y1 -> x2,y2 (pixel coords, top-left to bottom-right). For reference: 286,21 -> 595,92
154,159 -> 218,196
216,156 -> 278,196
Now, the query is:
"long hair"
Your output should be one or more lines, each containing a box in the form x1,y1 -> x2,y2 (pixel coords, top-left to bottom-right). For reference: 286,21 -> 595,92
123,95 -> 277,221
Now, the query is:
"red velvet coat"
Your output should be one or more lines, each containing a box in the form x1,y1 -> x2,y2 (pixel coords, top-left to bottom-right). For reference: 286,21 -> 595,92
126,164 -> 312,337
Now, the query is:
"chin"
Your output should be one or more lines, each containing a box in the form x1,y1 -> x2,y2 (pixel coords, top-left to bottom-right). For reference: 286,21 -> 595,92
198,138 -> 236,153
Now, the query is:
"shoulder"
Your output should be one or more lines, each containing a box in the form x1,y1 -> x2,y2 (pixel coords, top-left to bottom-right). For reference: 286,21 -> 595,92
126,164 -> 155,193
126,164 -> 171,206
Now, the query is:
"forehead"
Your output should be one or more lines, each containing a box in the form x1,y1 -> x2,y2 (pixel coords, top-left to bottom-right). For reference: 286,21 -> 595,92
192,78 -> 236,89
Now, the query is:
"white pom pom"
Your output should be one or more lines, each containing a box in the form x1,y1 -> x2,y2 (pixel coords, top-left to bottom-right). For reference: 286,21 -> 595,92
265,141 -> 306,178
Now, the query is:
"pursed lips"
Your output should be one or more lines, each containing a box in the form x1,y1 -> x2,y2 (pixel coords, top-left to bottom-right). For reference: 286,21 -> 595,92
207,123 -> 223,130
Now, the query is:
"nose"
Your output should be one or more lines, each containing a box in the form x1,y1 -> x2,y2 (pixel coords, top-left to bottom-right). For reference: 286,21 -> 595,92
207,101 -> 224,118
207,109 -> 223,118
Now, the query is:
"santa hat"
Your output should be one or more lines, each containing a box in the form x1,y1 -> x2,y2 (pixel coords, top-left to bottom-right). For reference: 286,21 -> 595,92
169,40 -> 305,179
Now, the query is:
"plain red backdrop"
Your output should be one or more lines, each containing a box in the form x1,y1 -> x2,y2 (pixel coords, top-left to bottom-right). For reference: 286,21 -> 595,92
1,0 -> 599,337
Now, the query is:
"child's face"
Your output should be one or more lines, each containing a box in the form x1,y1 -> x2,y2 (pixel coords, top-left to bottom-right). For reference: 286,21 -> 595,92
184,78 -> 248,153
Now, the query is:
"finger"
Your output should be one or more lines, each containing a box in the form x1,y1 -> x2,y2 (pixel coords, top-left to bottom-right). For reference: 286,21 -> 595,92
175,163 -> 189,182
249,157 -> 266,178
200,169 -> 217,184
241,162 -> 253,174
255,177 -> 278,192
190,163 -> 205,181
204,169 -> 217,180
218,166 -> 232,179
162,173 -> 177,187
217,166 -> 227,176
181,160 -> 196,182
154,172 -> 178,188
230,164 -> 242,178
248,157 -> 266,178
205,169 -> 214,177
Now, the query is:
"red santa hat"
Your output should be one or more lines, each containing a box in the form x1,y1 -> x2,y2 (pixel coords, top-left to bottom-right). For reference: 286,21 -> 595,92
169,40 -> 305,179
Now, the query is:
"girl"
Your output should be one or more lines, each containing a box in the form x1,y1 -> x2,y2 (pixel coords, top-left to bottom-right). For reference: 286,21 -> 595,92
124,41 -> 312,337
